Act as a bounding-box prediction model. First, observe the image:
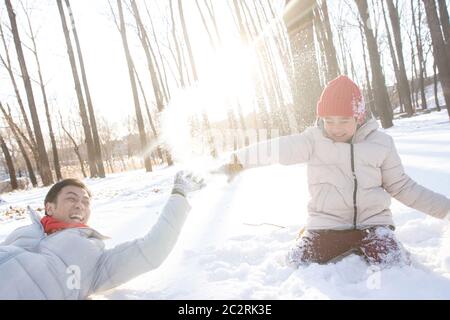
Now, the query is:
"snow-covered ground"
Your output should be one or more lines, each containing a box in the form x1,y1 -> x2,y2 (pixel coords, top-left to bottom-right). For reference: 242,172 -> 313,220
1,109 -> 450,299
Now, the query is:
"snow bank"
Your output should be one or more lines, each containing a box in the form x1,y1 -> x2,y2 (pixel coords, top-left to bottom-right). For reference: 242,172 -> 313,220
1,110 -> 449,299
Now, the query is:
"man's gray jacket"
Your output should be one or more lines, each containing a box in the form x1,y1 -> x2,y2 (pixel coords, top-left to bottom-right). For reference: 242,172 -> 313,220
0,194 -> 190,299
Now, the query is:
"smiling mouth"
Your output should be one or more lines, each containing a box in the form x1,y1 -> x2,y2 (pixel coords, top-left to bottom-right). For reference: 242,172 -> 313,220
69,215 -> 84,223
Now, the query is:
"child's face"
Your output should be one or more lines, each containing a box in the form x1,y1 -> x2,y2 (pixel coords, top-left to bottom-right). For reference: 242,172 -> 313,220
323,116 -> 357,143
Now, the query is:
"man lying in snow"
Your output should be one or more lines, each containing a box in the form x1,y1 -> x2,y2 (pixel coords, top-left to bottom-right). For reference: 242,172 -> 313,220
221,75 -> 450,267
0,171 -> 204,299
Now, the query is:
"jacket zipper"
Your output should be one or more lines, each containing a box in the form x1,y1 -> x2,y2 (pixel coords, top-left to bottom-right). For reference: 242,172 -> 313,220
350,143 -> 358,229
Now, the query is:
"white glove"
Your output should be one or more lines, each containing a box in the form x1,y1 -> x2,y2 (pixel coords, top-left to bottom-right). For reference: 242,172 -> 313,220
171,171 -> 205,197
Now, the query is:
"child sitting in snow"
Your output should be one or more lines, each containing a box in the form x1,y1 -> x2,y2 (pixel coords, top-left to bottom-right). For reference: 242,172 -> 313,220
221,75 -> 450,267
0,172 -> 204,299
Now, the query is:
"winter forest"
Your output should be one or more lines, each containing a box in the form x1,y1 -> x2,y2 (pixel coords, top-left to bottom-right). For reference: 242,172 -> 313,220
1,0 -> 450,300
0,0 -> 448,188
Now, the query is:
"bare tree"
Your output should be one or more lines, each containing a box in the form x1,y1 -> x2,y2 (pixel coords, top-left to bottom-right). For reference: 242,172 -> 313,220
133,65 -> 165,163
0,21 -> 36,150
5,0 -> 54,185
178,0 -> 198,82
21,2 -> 63,180
130,0 -> 174,166
194,0 -> 217,49
169,0 -> 186,87
355,0 -> 394,128
381,0 -> 404,113
359,20 -> 376,116
0,131 -> 17,190
422,0 -> 450,118
56,0 -> 98,177
144,3 -> 171,103
408,28 -> 420,111
95,116 -> 119,174
336,23 -> 349,76
411,0 -> 428,110
386,0 -> 414,116
238,2 -> 279,125
0,26 -> 41,177
130,1 -> 164,113
59,113 -> 87,178
315,0 -> 340,81
0,102 -> 37,186
437,0 -> 450,43
433,61 -> 441,110
116,0 -> 152,172
242,0 -> 295,134
64,0 -> 105,177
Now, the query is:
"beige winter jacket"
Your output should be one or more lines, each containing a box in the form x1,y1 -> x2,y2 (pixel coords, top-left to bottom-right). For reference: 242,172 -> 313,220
235,119 -> 450,230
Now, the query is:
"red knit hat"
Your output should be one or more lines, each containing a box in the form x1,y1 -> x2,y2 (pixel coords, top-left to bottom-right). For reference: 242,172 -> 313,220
317,75 -> 366,122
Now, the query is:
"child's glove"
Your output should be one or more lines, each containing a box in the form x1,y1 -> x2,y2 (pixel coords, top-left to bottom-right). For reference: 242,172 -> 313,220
171,171 -> 205,197
216,154 -> 244,182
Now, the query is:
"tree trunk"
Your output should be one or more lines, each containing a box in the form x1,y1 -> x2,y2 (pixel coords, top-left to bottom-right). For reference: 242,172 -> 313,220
65,0 -> 105,178
178,0 -> 198,81
116,0 -> 152,172
381,0 -> 403,112
14,134 -> 38,187
360,23 -> 376,117
433,61 -> 441,111
423,0 -> 450,118
133,66 -> 164,163
0,22 -> 36,150
5,0 -> 54,185
0,133 -> 17,190
169,0 -> 185,87
386,0 -> 414,116
56,0 -> 98,177
0,103 -> 40,169
437,0 -> 450,42
412,0 -> 428,110
355,0 -> 394,128
317,0 -> 340,80
437,0 -> 450,72
147,12 -> 171,103
131,0 -> 165,113
195,0 -> 217,49
0,102 -> 37,186
141,2 -> 173,166
313,7 -> 328,81
410,38 -> 419,111
60,120 -> 87,178
24,7 -> 63,181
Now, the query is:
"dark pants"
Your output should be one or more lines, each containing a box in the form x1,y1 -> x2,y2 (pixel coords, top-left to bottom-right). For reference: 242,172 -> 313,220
287,226 -> 410,267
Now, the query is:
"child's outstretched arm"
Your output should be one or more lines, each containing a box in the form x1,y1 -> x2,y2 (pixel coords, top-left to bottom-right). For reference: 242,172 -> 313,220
381,136 -> 450,220
232,128 -> 315,169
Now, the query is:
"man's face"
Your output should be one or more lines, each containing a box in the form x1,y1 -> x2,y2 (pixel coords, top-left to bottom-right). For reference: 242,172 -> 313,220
323,116 -> 358,143
45,186 -> 91,224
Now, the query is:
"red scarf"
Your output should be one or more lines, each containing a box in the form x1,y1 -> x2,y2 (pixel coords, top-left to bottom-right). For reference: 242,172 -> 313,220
41,215 -> 88,235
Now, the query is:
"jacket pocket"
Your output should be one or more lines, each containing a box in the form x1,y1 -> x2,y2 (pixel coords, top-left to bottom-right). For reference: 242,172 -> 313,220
315,184 -> 331,212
